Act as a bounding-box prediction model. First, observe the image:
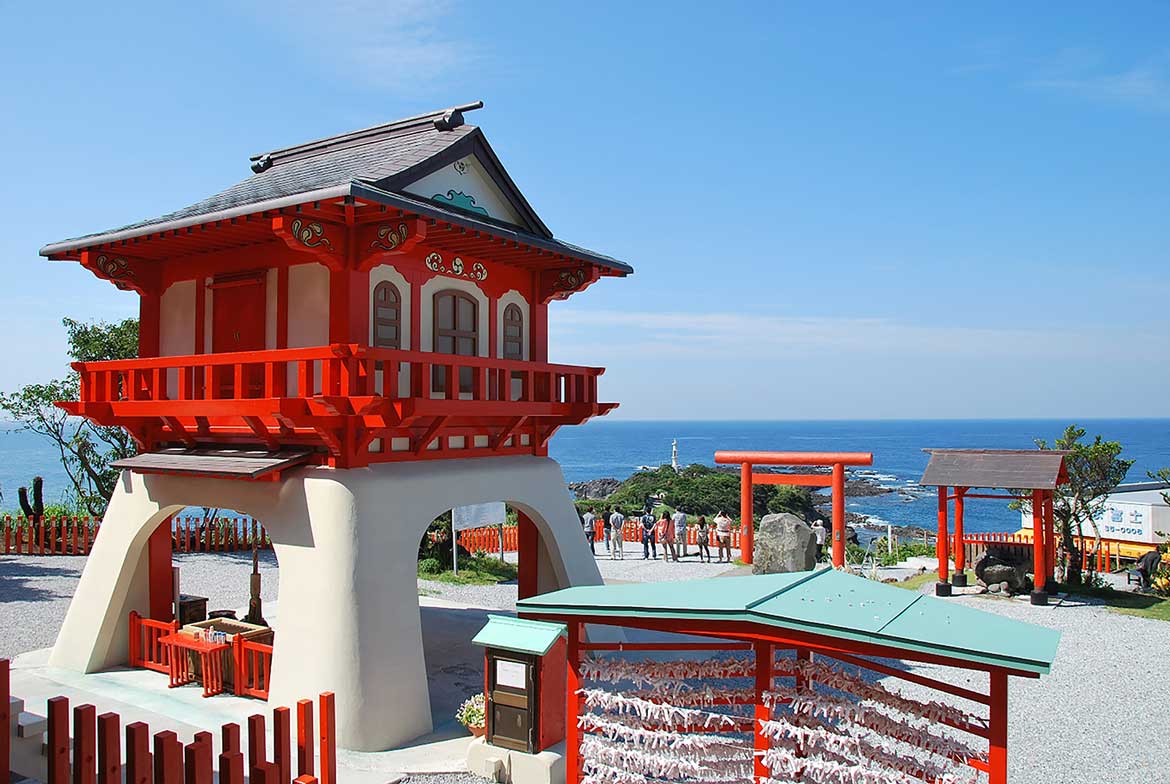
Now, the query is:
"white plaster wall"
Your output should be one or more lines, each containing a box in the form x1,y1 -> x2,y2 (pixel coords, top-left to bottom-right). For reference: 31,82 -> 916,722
159,280 -> 197,398
403,154 -> 525,226
49,457 -> 601,752
287,263 -> 330,394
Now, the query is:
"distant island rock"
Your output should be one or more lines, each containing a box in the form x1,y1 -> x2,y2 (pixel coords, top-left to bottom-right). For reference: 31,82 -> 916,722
568,478 -> 622,500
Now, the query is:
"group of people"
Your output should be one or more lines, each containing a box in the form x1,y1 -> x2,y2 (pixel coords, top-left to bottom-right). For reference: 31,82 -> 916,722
579,506 -> 737,563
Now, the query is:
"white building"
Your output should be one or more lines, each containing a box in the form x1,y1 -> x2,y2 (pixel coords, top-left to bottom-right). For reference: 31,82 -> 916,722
1021,482 -> 1170,546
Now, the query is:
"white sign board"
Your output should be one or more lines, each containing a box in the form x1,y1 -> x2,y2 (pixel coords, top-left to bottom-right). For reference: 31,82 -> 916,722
453,502 -> 507,532
496,658 -> 528,689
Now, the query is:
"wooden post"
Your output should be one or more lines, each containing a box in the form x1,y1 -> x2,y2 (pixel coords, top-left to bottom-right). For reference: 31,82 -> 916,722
73,703 -> 97,784
1043,491 -> 1057,592
988,671 -> 1008,784
96,714 -> 121,784
952,487 -> 968,587
935,486 -> 951,596
296,700 -> 315,777
247,714 -> 266,777
218,751 -> 245,784
222,722 -> 241,755
740,463 -> 754,565
1030,491 -> 1048,605
184,737 -> 212,784
274,706 -> 292,784
47,696 -> 71,784
153,731 -> 183,784
565,622 -> 582,784
148,518 -> 174,621
124,723 -> 151,784
831,463 -> 846,568
517,512 -> 539,600
318,693 -> 336,784
752,641 -> 772,781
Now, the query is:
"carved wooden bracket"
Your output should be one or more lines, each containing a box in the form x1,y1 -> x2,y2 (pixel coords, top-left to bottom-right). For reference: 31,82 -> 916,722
538,265 -> 600,304
355,218 -> 428,271
79,250 -> 160,295
272,215 -> 346,270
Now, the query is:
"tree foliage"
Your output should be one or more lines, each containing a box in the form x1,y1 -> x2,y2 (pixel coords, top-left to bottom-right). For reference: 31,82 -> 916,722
1023,425 -> 1132,585
604,463 -> 819,521
0,318 -> 139,516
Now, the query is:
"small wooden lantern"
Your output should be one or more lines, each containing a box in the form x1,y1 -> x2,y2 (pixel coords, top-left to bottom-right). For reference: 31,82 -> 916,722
472,615 -> 567,754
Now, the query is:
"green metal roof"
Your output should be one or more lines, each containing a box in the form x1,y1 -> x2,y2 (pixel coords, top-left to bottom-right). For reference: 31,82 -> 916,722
472,615 -> 567,656
516,569 -> 1060,675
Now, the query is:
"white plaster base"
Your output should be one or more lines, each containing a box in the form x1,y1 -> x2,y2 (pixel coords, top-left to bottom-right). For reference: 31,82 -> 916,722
467,737 -> 565,784
49,456 -> 602,752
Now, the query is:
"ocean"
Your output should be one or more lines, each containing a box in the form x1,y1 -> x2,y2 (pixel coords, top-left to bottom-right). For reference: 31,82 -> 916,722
3,419 -> 1168,535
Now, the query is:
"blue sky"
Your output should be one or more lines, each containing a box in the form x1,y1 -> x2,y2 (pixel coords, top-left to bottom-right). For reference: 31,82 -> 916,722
2,1 -> 1168,419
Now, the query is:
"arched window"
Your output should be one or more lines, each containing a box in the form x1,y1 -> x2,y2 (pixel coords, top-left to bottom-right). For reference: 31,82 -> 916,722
502,304 -> 524,360
372,281 -> 402,349
433,289 -> 478,394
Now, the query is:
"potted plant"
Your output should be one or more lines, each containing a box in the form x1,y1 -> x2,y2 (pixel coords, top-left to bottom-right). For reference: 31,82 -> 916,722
456,693 -> 486,737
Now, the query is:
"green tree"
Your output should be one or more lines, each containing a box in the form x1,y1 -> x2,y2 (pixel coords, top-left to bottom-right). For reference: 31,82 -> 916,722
0,317 -> 139,516
1022,425 -> 1132,586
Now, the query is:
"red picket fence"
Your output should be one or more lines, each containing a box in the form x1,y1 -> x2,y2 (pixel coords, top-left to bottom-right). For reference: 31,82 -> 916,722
961,533 -> 1114,573
128,612 -> 179,674
450,521 -> 745,554
236,638 -> 275,700
1,516 -> 271,557
2,656 -> 335,784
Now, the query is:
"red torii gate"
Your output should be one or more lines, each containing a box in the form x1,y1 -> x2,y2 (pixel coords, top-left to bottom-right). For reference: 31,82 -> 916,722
714,451 -> 874,567
920,449 -> 1069,605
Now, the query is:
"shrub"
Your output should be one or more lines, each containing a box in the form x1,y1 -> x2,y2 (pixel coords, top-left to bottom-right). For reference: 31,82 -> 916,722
455,693 -> 485,728
418,558 -> 442,575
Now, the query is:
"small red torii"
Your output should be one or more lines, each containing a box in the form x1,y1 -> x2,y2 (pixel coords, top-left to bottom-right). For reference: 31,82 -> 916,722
714,451 -> 875,567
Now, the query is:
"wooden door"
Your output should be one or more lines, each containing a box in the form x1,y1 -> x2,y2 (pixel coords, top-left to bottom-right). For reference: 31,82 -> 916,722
211,276 -> 267,397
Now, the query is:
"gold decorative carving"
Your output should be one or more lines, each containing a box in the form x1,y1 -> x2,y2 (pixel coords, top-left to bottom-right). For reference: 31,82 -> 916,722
425,251 -> 488,281
290,218 -> 333,250
370,222 -> 410,252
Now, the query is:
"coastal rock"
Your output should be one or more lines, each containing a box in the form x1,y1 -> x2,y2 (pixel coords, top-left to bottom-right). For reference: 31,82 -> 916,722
752,513 -> 817,575
974,550 -> 1030,594
568,478 -> 621,500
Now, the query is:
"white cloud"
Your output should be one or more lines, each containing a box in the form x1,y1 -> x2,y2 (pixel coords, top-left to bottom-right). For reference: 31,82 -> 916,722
246,0 -> 475,93
1024,51 -> 1170,113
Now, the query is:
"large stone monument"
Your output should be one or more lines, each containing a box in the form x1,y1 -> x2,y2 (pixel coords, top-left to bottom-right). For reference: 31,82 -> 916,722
752,513 -> 817,574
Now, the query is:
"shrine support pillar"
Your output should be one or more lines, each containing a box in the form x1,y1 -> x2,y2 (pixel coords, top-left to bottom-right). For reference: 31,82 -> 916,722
146,517 -> 173,621
952,488 -> 968,587
1043,491 -> 1057,592
935,487 -> 951,596
752,641 -> 773,781
831,463 -> 845,568
988,671 -> 1008,784
740,463 -> 754,565
565,622 -> 582,784
1030,490 -> 1048,606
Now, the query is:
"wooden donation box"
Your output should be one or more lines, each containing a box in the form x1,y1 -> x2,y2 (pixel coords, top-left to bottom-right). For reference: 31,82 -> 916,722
473,615 -> 567,754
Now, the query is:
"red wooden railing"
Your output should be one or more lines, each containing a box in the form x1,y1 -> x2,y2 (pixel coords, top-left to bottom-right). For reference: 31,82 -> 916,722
449,522 -> 744,554
960,533 -> 1114,573
127,611 -> 178,674
2,656 -> 335,784
2,516 -> 271,557
72,343 -> 604,408
235,637 -> 275,700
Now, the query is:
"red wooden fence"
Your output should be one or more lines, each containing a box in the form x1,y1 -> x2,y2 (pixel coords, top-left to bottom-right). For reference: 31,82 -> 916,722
1,516 -> 272,557
235,637 -> 275,700
449,522 -> 743,554
2,656 -> 335,784
127,612 -> 178,674
960,533 -> 1113,573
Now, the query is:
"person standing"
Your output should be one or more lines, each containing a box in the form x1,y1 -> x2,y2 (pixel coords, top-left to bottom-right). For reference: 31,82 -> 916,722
609,507 -> 626,560
602,509 -> 613,557
658,509 -> 677,562
640,507 -> 658,559
696,516 -> 712,562
813,519 -> 826,562
714,511 -> 733,563
672,508 -> 689,558
582,507 -> 597,555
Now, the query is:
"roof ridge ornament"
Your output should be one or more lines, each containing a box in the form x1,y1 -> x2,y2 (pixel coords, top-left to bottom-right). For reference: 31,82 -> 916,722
434,100 -> 485,131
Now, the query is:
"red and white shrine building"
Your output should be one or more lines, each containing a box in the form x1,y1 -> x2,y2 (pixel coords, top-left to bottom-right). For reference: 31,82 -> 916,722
40,103 -> 629,751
